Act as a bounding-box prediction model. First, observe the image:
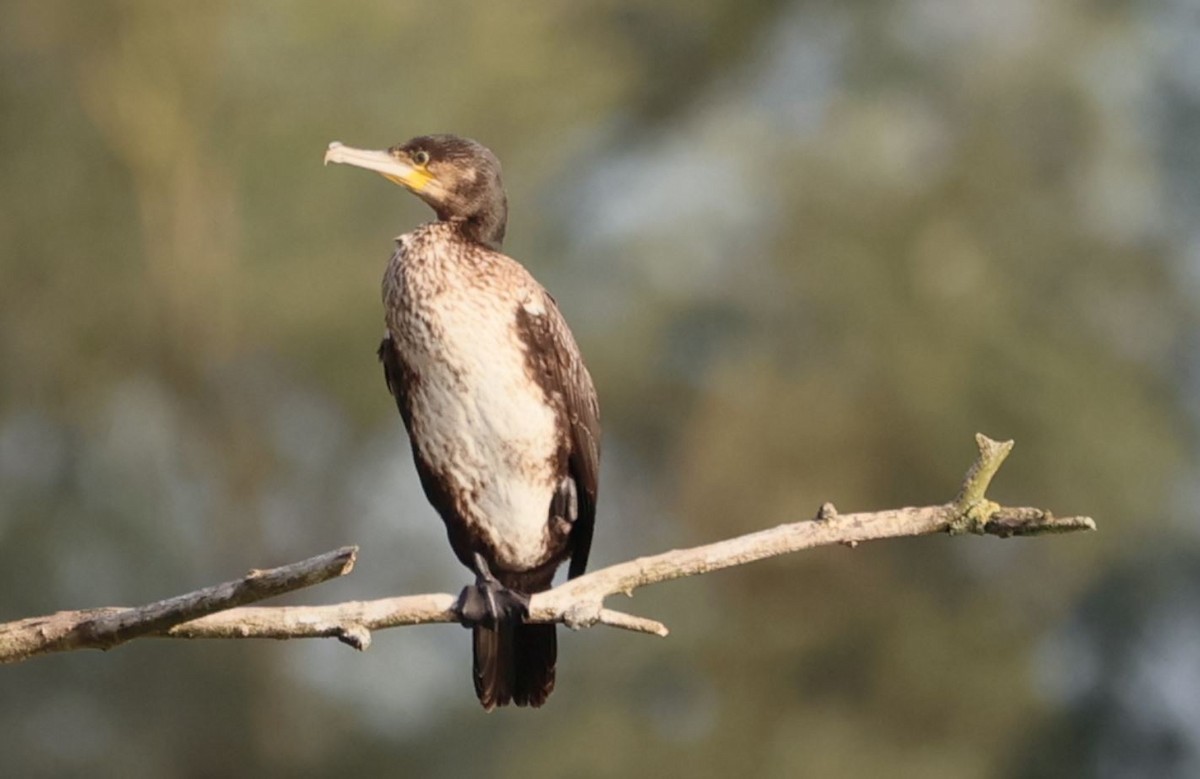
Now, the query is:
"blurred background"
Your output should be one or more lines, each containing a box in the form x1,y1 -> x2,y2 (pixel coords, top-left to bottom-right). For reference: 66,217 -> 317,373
2,1 -> 1198,776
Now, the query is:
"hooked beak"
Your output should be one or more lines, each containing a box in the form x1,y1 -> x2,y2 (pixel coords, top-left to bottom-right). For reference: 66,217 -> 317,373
324,141 -> 435,193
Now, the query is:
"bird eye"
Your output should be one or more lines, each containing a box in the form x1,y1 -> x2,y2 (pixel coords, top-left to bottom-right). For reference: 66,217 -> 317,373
412,149 -> 430,166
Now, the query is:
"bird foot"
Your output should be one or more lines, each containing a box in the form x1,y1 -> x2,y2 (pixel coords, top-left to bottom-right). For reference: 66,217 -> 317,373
456,579 -> 529,628
455,556 -> 529,628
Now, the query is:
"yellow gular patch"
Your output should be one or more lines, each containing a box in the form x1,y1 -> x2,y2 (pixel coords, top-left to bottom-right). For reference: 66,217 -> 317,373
384,167 -> 433,192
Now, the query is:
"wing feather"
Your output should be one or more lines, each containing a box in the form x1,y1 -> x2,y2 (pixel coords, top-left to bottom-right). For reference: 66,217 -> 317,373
516,294 -> 601,579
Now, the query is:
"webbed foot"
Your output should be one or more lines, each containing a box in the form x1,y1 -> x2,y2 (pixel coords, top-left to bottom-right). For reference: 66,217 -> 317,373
455,553 -> 530,628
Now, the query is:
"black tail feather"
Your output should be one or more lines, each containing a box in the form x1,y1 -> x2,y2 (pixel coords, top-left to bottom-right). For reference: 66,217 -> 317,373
512,623 -> 556,707
473,622 -> 513,711
472,622 -> 556,710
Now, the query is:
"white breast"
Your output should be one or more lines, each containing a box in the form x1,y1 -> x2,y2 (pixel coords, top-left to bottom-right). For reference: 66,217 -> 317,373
386,230 -> 560,571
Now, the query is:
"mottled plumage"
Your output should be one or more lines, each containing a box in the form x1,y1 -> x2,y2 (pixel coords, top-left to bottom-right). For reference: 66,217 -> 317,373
327,134 -> 599,710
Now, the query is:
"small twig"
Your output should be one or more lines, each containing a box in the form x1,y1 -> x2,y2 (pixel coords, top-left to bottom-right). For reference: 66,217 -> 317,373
984,508 -> 1095,538
0,434 -> 1094,663
956,434 -> 1015,508
950,434 -> 1016,534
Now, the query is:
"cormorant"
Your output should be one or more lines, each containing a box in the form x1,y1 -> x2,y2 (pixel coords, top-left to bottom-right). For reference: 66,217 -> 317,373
324,135 -> 600,710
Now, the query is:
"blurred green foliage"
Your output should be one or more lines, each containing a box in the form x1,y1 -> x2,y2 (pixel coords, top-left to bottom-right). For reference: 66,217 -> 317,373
2,1 -> 1198,777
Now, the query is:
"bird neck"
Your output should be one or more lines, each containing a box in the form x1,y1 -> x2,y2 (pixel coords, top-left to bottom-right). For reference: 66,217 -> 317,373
436,198 -> 507,251
448,212 -> 505,251
462,214 -> 507,251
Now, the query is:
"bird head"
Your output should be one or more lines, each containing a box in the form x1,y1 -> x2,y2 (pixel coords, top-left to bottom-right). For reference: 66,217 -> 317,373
325,134 -> 508,249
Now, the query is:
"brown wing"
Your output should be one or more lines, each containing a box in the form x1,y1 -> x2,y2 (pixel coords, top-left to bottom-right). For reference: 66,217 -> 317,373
378,335 -> 415,430
516,295 -> 601,580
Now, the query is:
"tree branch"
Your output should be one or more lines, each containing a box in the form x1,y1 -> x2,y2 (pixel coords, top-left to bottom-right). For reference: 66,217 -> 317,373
0,547 -> 357,663
0,434 -> 1094,664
